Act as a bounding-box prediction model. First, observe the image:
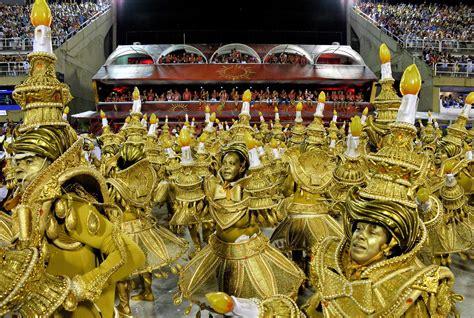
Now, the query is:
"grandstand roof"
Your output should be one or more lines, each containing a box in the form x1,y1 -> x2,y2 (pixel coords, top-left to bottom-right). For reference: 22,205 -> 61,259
96,44 -> 375,85
93,63 -> 376,85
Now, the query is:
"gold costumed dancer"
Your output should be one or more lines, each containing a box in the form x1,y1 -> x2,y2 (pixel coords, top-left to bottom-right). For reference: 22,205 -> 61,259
103,90 -> 188,316
0,1 -> 145,316
271,92 -> 343,276
168,127 -> 210,257
428,93 -> 474,265
177,93 -> 304,314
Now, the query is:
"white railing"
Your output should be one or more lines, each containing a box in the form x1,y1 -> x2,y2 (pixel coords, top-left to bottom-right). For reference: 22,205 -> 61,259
0,62 -> 29,76
0,36 -> 66,51
404,38 -> 474,53
0,4 -> 110,52
434,62 -> 473,77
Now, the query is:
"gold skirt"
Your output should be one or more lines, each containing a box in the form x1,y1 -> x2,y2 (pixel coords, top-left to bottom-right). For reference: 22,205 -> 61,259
178,231 -> 305,303
270,201 -> 343,252
122,216 -> 188,275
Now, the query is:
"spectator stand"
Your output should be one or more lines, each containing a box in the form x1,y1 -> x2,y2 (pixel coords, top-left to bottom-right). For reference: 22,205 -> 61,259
263,44 -> 312,65
1,1 -> 111,77
158,44 -> 207,64
209,43 -> 261,64
353,2 -> 474,77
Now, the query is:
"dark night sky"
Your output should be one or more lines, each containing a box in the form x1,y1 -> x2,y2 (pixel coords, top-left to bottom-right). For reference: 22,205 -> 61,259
116,0 -> 349,45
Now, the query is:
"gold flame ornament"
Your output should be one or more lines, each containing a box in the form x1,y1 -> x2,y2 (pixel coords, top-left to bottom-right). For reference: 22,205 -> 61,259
198,133 -> 208,143
178,128 -> 191,147
242,89 -> 252,102
318,91 -> 326,103
466,92 -> 474,105
416,187 -> 430,203
244,131 -> 258,149
296,102 -> 303,112
379,43 -> 391,64
30,0 -> 52,27
132,87 -> 140,100
400,64 -> 421,96
205,292 -> 234,314
210,112 -> 216,122
149,113 -> 158,124
350,116 -> 362,137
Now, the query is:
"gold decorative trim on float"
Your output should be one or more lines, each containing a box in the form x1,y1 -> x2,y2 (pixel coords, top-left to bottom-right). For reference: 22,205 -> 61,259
170,103 -> 188,113
217,65 -> 256,81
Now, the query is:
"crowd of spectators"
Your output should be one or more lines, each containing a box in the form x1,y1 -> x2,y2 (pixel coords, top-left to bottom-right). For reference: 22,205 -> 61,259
0,54 -> 27,63
264,53 -> 309,64
158,52 -> 205,64
0,0 -> 110,51
423,50 -> 473,75
0,54 -> 29,75
103,87 -> 366,104
212,49 -> 259,63
158,49 -> 262,64
441,94 -> 466,109
356,2 -> 473,43
423,50 -> 473,66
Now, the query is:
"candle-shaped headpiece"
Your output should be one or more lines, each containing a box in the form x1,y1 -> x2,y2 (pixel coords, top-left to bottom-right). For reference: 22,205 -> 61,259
295,102 -> 303,122
31,0 -> 53,53
100,109 -> 108,127
148,113 -> 158,135
62,106 -> 70,121
274,106 -> 280,121
132,87 -> 142,113
361,107 -> 369,125
315,91 -> 326,117
397,64 -> 421,125
379,43 -> 392,80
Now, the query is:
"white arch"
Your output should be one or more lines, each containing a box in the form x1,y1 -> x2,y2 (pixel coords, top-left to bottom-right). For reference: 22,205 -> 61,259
105,45 -> 156,65
263,44 -> 313,64
210,43 -> 261,63
313,44 -> 365,65
159,44 -> 208,63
